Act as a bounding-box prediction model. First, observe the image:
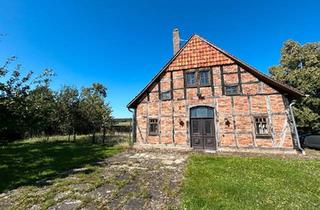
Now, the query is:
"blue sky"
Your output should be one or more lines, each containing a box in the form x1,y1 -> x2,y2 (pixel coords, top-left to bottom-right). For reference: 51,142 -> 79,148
0,0 -> 319,118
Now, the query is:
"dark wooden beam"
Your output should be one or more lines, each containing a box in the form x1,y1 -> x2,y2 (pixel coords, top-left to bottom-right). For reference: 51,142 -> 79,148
237,65 -> 243,94
183,70 -> 187,99
170,71 -> 175,144
210,67 -> 215,97
231,96 -> 238,148
220,66 -> 225,95
170,71 -> 174,100
158,80 -> 161,100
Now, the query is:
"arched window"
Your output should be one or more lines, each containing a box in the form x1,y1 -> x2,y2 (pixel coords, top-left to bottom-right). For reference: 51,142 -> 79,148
190,106 -> 214,118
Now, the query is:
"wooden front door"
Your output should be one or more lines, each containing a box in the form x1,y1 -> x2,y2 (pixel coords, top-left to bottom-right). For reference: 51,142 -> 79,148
190,107 -> 216,150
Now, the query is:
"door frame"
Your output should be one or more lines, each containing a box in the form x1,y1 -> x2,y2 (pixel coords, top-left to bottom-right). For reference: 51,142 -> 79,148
189,105 -> 217,150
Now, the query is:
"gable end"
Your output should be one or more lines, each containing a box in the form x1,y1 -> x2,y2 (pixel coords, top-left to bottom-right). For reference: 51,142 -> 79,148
127,35 -> 304,109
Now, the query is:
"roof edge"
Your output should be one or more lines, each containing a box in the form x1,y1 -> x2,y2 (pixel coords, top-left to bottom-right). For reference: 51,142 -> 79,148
197,35 -> 305,98
127,34 -> 196,108
127,34 -> 305,109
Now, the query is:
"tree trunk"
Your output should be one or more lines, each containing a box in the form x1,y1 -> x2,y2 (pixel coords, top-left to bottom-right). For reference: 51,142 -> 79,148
92,129 -> 95,143
72,121 -> 76,142
102,125 -> 106,144
68,133 -> 71,141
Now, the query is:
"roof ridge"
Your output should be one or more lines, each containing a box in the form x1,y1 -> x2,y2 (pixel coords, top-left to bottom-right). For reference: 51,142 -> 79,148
127,34 -> 304,108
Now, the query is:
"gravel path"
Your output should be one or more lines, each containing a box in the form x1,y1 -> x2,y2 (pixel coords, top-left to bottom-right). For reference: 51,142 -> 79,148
0,150 -> 188,210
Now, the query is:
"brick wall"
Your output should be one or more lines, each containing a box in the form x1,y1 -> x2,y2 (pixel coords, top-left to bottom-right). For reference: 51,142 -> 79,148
135,36 -> 294,150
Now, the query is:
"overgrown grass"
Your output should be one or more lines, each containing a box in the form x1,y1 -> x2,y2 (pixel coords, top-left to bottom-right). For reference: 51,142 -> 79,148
182,154 -> 320,210
0,136 -> 126,193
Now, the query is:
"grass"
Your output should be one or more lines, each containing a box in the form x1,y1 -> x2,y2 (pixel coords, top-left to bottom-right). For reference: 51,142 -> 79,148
3,136 -> 320,209
182,153 -> 320,210
0,135 -> 126,193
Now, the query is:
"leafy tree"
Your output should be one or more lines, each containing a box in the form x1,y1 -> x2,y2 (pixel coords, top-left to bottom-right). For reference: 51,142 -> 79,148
0,57 -> 31,139
80,83 -> 111,143
1,37 -> 114,142
270,40 -> 320,130
102,103 -> 113,143
27,85 -> 56,138
56,86 -> 80,140
0,55 -> 55,140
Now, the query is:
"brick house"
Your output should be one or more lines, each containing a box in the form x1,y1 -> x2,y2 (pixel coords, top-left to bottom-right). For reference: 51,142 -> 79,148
127,29 -> 304,152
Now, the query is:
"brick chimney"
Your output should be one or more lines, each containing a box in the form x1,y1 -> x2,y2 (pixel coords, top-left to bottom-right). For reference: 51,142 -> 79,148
173,28 -> 180,55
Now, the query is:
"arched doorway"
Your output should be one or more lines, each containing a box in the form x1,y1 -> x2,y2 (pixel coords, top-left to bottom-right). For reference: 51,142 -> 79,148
190,106 -> 216,150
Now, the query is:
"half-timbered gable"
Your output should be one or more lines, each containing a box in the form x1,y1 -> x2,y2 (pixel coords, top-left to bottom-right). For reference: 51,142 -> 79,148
128,30 -> 304,152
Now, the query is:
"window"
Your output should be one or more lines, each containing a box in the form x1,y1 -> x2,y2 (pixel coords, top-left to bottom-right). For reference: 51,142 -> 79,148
148,118 -> 158,135
199,71 -> 210,85
186,72 -> 196,86
161,91 -> 171,100
225,85 -> 239,95
186,69 -> 211,87
254,116 -> 270,136
190,106 -> 214,118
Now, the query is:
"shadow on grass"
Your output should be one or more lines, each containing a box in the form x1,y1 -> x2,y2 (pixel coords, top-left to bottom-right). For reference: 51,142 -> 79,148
0,138 -> 124,193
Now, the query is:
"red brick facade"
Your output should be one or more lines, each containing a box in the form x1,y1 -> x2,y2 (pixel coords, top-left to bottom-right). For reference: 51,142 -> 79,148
129,35 -> 302,151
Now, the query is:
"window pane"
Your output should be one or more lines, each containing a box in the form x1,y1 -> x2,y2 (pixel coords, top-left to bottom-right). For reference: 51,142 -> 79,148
225,85 -> 238,95
161,91 -> 171,100
200,71 -> 209,85
186,72 -> 196,86
255,117 -> 269,135
191,109 -> 197,118
197,107 -> 207,117
154,124 -> 158,133
207,109 -> 214,117
191,107 -> 214,118
149,119 -> 158,135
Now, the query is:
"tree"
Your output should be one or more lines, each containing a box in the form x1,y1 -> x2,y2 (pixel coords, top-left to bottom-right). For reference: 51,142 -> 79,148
0,55 -> 55,141
27,85 -> 56,138
102,103 -> 113,143
1,35 -> 114,142
269,40 -> 320,130
80,83 -> 111,143
56,86 -> 80,140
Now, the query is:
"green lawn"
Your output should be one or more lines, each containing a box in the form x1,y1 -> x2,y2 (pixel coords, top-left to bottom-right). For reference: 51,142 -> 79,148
0,137 -> 124,193
182,153 -> 320,210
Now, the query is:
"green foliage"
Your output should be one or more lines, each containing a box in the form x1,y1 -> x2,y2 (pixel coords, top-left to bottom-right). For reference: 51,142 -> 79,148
182,154 -> 320,210
27,86 -> 57,136
56,86 -> 80,137
80,83 -> 108,131
269,40 -> 320,130
0,57 -> 113,141
79,83 -> 113,142
0,57 -> 54,139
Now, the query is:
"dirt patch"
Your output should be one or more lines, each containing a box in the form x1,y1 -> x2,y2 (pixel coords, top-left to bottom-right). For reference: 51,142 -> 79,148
0,150 -> 188,209
95,150 -> 188,209
303,148 -> 320,159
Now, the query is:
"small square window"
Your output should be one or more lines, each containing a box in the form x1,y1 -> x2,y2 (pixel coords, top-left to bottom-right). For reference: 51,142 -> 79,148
161,91 -> 171,100
186,72 -> 196,86
254,116 -> 271,137
199,70 -> 210,86
225,85 -> 239,95
148,119 -> 158,135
